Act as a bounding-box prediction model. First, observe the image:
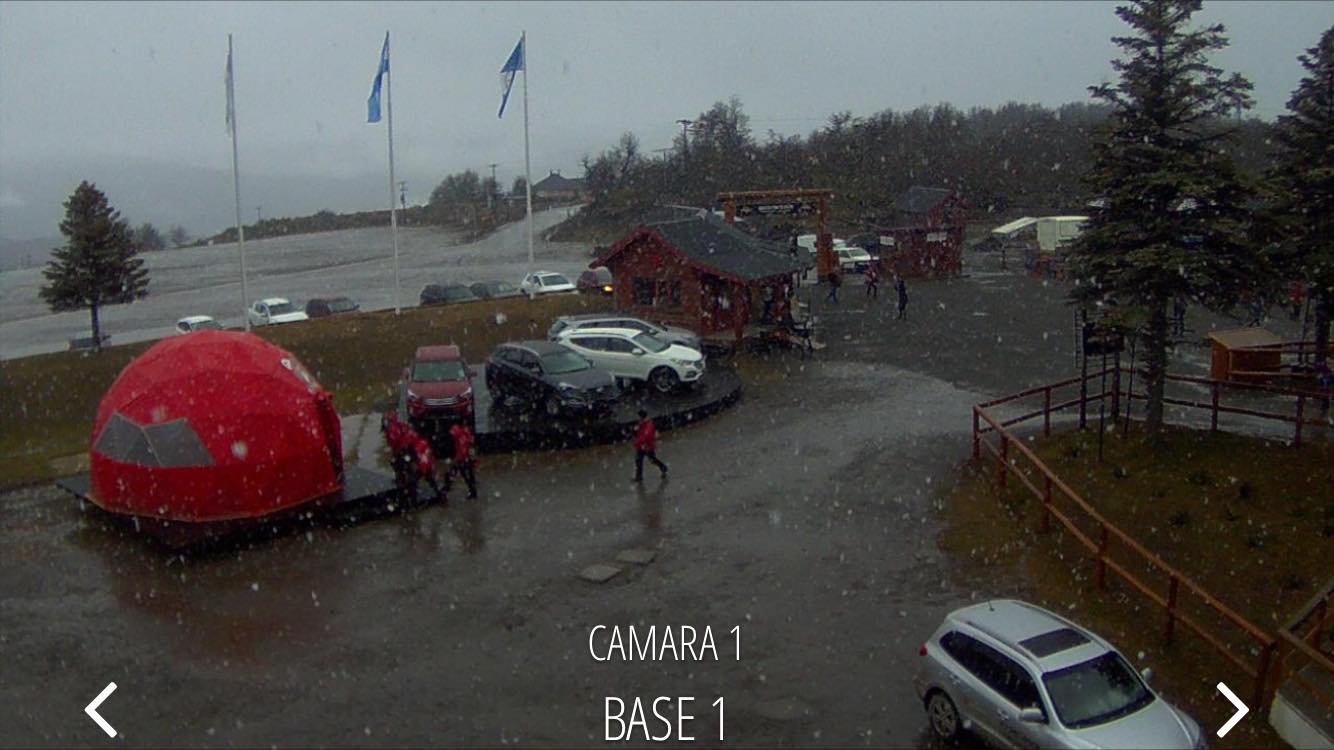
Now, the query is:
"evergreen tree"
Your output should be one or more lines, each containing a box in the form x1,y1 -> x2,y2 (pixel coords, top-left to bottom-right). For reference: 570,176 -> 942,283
134,222 -> 165,252
1066,0 -> 1258,436
1268,25 -> 1334,381
40,182 -> 149,351
168,225 -> 190,248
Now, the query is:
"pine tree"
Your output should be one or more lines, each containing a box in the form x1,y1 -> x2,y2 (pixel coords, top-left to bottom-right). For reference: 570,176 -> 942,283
39,181 -> 149,352
1268,26 -> 1334,384
1067,0 -> 1259,436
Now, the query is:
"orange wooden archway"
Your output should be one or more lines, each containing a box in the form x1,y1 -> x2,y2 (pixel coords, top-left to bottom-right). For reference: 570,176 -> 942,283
715,189 -> 836,279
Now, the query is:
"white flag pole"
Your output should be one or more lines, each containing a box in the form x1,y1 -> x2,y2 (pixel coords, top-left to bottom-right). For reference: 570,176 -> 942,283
385,30 -> 402,314
521,30 -> 534,273
228,34 -> 251,331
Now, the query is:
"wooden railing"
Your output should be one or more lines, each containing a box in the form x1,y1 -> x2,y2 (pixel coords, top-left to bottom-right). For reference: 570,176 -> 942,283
971,368 -> 1330,708
1271,580 -> 1334,714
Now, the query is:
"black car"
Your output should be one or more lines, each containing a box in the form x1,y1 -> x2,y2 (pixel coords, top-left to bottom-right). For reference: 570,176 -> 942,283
484,340 -> 619,417
305,296 -> 360,318
468,280 -> 523,300
420,284 -> 480,306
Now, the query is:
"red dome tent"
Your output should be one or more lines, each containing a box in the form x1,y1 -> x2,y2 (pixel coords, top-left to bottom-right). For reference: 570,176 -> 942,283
89,330 -> 343,524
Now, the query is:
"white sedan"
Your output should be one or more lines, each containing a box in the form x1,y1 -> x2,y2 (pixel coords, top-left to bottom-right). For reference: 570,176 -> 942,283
519,271 -> 577,299
556,326 -> 704,393
247,297 -> 309,327
175,315 -> 223,334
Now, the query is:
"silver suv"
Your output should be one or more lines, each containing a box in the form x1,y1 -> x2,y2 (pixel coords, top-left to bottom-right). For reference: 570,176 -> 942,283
914,600 -> 1205,749
547,314 -> 701,351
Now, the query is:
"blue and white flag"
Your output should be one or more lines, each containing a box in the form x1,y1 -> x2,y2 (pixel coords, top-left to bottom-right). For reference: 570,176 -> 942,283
497,35 -> 524,119
367,32 -> 390,123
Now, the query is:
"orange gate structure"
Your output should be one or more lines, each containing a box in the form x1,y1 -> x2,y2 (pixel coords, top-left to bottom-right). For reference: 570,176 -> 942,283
716,189 -> 836,280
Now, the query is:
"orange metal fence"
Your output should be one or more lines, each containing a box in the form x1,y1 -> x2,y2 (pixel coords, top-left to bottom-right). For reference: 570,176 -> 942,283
971,367 -> 1331,708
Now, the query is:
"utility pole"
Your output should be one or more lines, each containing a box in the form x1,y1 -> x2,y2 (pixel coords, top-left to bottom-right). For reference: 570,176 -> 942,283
676,119 -> 692,157
398,180 -> 407,209
255,206 -> 261,224
488,163 -> 498,211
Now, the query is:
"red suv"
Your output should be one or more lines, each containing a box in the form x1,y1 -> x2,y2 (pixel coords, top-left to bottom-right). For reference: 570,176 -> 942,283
404,345 -> 475,428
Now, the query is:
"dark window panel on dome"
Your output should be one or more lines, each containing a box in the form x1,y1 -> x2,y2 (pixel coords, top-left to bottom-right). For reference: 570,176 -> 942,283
94,412 -> 158,467
144,419 -> 215,468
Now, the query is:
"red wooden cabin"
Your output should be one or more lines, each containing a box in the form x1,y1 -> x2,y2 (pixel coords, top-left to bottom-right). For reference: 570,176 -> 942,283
869,186 -> 967,279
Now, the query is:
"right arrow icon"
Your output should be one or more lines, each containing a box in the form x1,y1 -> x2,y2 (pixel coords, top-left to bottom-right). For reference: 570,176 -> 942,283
1215,681 -> 1249,738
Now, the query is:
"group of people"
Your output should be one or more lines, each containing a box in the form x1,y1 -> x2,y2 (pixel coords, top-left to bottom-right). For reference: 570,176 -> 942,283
826,265 -> 909,319
381,408 -> 670,503
382,411 -> 478,503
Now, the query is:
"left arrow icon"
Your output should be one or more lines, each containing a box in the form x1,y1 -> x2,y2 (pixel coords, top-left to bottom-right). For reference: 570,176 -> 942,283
85,682 -> 118,738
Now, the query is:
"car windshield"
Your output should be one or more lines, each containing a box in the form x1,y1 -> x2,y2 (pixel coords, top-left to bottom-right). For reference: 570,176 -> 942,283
595,268 -> 612,282
491,282 -> 516,293
443,287 -> 475,301
540,350 -> 591,375
267,302 -> 296,315
329,299 -> 356,313
1042,652 -> 1154,729
196,320 -> 222,330
412,360 -> 467,382
539,274 -> 569,286
632,333 -> 670,353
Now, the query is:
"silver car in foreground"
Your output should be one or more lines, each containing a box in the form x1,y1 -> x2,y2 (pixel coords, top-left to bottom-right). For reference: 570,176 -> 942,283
914,600 -> 1205,749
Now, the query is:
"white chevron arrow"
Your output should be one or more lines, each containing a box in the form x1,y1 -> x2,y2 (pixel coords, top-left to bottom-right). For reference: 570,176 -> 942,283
1215,681 -> 1248,738
85,682 -> 118,738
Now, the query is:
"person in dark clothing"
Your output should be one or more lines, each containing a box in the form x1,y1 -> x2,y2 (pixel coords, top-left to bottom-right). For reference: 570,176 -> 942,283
895,276 -> 908,320
824,270 -> 842,303
865,264 -> 880,299
632,410 -> 667,481
1172,297 -> 1188,337
446,422 -> 479,500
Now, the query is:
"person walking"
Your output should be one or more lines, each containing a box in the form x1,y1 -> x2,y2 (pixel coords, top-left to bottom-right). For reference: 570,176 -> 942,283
381,411 -> 443,504
446,421 -> 479,500
824,269 -> 842,304
632,410 -> 667,482
895,275 -> 908,320
865,264 -> 880,300
1172,297 -> 1188,337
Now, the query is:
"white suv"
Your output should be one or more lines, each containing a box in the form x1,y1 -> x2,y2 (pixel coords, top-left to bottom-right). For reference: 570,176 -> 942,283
555,327 -> 704,393
248,297 -> 309,327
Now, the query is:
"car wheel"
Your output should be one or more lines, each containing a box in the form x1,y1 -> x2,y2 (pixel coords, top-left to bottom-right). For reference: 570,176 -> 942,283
650,367 -> 679,394
544,394 -> 562,417
925,691 -> 960,741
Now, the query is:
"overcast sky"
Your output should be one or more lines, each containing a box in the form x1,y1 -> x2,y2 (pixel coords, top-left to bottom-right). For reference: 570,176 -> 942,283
2,1 -> 1331,241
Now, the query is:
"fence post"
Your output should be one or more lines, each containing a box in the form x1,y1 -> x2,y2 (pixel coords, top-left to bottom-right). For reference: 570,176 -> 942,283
996,434 -> 1008,490
1110,366 -> 1121,423
1043,387 -> 1052,437
1252,641 -> 1275,709
1294,395 -> 1305,448
1041,476 -> 1052,533
972,408 -> 980,461
1210,382 -> 1220,432
1096,524 -> 1109,590
1165,575 -> 1179,643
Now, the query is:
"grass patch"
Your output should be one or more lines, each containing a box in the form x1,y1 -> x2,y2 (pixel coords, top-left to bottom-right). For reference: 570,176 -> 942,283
940,423 -> 1332,749
0,294 -> 612,489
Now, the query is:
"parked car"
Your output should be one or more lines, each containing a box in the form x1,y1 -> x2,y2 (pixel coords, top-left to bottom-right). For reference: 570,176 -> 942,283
68,333 -> 111,351
420,284 -> 480,306
547,313 -> 702,351
248,297 -> 309,327
468,280 -> 523,300
305,296 -> 360,318
175,315 -> 223,334
576,267 -> 614,296
555,327 -> 705,393
914,599 -> 1205,749
833,242 -> 873,273
519,271 -> 576,299
403,345 -> 474,428
484,340 -> 618,417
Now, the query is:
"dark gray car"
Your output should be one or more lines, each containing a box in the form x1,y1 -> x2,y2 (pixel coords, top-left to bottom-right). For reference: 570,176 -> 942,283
484,340 -> 619,417
469,280 -> 523,300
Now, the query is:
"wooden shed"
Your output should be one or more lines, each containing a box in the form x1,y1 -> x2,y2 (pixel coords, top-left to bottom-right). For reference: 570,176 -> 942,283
867,186 -> 967,279
596,216 -> 805,342
1207,327 -> 1283,382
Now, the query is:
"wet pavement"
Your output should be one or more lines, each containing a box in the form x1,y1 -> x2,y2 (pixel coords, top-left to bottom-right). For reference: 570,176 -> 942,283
0,248 -> 1311,747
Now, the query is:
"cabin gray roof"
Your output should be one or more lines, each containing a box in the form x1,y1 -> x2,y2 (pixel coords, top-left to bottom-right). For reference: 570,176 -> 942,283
533,172 -> 585,192
644,216 -> 805,282
897,186 -> 953,214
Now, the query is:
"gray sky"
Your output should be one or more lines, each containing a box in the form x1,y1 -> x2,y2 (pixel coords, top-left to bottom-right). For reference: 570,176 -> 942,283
2,1 -> 1330,241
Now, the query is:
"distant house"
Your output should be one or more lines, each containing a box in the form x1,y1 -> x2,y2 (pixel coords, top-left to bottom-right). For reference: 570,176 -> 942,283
595,215 -> 805,342
868,186 -> 968,279
532,171 -> 586,202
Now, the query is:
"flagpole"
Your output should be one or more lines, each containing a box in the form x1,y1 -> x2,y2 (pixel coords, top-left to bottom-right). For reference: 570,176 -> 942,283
385,30 -> 402,314
521,30 -> 534,273
228,34 -> 251,331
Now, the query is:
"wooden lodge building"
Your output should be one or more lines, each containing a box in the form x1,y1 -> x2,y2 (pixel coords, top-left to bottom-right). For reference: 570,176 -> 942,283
596,215 -> 806,342
869,186 -> 967,279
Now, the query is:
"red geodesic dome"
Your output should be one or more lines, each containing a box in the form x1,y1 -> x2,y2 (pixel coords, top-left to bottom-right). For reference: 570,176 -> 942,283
89,330 -> 343,523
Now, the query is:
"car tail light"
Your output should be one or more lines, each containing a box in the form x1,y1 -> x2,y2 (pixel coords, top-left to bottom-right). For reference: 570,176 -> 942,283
919,643 -> 928,657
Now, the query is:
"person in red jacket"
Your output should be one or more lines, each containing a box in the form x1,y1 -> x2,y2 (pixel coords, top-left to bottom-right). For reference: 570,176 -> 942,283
446,422 -> 479,500
381,411 -> 443,503
632,409 -> 668,482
